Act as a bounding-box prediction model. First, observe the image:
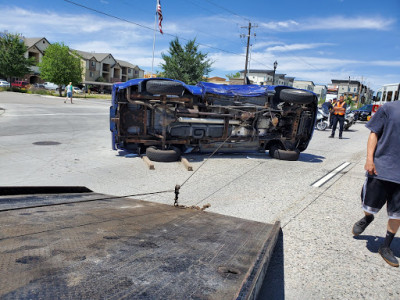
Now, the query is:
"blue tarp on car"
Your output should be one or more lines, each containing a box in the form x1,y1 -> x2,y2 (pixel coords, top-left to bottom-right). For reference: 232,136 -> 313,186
197,81 -> 269,97
112,78 -> 203,99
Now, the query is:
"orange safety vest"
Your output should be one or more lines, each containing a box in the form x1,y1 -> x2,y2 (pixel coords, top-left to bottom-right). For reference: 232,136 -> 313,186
333,101 -> 346,116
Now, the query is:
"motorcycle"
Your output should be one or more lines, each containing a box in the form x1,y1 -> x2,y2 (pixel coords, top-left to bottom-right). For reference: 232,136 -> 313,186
344,109 -> 356,130
315,107 -> 330,130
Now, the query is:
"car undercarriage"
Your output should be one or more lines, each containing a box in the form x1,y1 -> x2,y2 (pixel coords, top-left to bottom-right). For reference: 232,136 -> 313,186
110,79 -> 318,161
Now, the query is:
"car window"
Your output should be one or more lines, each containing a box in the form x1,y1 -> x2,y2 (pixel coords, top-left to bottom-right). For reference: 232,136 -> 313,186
360,105 -> 372,111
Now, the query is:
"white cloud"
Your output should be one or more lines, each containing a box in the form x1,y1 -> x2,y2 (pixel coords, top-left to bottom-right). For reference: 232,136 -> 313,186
0,7 -> 152,37
1,5 -> 398,88
259,16 -> 395,32
266,43 -> 334,52
252,41 -> 283,51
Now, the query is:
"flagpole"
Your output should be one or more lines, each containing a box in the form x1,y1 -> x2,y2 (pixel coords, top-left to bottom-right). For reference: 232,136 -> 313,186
151,1 -> 157,77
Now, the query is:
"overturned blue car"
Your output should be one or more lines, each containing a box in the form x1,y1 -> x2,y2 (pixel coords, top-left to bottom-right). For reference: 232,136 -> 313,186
110,78 -> 317,161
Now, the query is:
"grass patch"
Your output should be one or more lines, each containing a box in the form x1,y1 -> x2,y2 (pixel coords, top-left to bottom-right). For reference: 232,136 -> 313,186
27,89 -> 54,95
58,93 -> 111,100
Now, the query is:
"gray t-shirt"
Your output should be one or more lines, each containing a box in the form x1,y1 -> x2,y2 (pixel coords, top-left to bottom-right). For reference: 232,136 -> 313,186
366,101 -> 400,184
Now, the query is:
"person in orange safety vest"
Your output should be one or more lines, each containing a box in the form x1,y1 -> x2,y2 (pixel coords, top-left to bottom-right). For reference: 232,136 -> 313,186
329,95 -> 347,139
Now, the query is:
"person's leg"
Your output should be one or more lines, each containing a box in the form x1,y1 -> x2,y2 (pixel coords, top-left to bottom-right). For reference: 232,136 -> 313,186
338,116 -> 345,138
353,178 -> 386,236
388,219 -> 400,234
330,115 -> 338,137
379,182 -> 400,267
379,219 -> 400,267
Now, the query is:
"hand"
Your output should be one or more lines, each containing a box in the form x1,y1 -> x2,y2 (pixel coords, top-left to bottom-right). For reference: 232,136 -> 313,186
364,160 -> 377,175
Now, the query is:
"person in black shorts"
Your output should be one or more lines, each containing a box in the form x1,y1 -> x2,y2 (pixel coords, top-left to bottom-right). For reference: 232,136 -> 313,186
352,100 -> 400,267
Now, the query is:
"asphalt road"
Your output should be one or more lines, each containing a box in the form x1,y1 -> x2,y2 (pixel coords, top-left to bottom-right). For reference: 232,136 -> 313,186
1,92 -> 398,299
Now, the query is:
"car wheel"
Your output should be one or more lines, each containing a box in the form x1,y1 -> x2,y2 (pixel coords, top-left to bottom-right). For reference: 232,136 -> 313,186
269,145 -> 300,161
146,146 -> 181,162
146,80 -> 185,96
279,89 -> 315,104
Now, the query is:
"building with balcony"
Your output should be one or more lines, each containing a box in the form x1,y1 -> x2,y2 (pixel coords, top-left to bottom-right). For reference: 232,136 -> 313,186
75,50 -> 144,87
22,37 -> 51,84
14,37 -> 144,88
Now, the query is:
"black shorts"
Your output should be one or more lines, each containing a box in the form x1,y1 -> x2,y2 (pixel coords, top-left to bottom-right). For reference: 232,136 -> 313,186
361,177 -> 400,219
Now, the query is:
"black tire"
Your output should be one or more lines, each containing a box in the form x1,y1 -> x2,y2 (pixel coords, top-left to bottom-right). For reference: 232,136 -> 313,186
146,80 -> 185,96
146,146 -> 181,162
316,120 -> 327,131
269,145 -> 300,161
280,89 -> 315,104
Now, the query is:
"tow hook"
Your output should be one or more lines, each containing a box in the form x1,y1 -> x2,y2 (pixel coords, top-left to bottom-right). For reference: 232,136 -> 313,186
174,185 -> 180,206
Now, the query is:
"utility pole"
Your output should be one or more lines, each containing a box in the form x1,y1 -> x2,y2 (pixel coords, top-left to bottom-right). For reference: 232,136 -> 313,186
357,76 -> 363,108
348,76 -> 350,100
241,22 -> 257,85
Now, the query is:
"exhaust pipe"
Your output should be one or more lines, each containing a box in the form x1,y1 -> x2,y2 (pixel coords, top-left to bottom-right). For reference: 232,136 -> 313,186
177,117 -> 240,125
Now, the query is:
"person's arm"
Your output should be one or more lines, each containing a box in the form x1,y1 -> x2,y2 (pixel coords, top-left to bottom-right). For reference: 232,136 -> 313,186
365,132 -> 378,175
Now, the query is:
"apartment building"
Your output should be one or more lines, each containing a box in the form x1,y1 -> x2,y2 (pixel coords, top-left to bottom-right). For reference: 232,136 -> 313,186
331,79 -> 373,104
313,84 -> 327,100
22,37 -> 51,84
237,69 -> 294,86
293,80 -> 315,92
75,50 -> 144,85
18,37 -> 144,87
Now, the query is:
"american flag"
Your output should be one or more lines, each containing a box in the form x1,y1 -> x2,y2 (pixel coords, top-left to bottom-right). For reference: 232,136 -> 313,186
157,0 -> 163,34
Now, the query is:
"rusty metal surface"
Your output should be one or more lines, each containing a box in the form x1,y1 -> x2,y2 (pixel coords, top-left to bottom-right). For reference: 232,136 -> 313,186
0,193 -> 278,299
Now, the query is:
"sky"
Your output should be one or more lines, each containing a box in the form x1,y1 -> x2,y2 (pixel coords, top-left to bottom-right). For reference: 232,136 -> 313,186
0,0 -> 399,91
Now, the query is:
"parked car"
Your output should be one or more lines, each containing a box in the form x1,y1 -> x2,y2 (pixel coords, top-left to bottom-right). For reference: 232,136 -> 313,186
352,104 -> 373,121
88,86 -> 100,94
43,82 -> 59,90
0,80 -> 10,88
11,81 -> 29,88
32,83 -> 45,89
110,78 -> 318,161
73,87 -> 83,94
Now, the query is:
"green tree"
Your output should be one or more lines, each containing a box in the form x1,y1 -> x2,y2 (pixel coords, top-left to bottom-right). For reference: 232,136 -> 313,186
160,38 -> 212,85
0,33 -> 35,82
39,43 -> 83,96
96,76 -> 106,82
226,72 -> 241,79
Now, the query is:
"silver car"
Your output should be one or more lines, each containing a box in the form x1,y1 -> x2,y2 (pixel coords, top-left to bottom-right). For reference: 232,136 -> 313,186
0,80 -> 10,88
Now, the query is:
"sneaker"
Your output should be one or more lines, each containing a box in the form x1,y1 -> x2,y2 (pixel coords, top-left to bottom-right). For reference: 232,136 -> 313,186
352,215 -> 374,236
328,135 -> 334,138
378,246 -> 399,267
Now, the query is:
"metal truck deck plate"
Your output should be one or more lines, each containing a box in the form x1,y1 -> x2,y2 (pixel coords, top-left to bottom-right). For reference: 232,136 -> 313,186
0,191 -> 279,299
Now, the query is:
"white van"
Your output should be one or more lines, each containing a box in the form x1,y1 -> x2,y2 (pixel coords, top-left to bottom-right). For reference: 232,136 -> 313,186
371,83 -> 400,117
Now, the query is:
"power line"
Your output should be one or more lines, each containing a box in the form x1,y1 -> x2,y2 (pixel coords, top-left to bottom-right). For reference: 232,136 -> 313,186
64,0 -> 322,78
203,0 -> 250,22
64,0 -> 244,57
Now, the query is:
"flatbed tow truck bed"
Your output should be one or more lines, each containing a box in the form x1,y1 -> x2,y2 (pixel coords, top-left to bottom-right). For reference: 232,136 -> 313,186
0,187 -> 279,299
